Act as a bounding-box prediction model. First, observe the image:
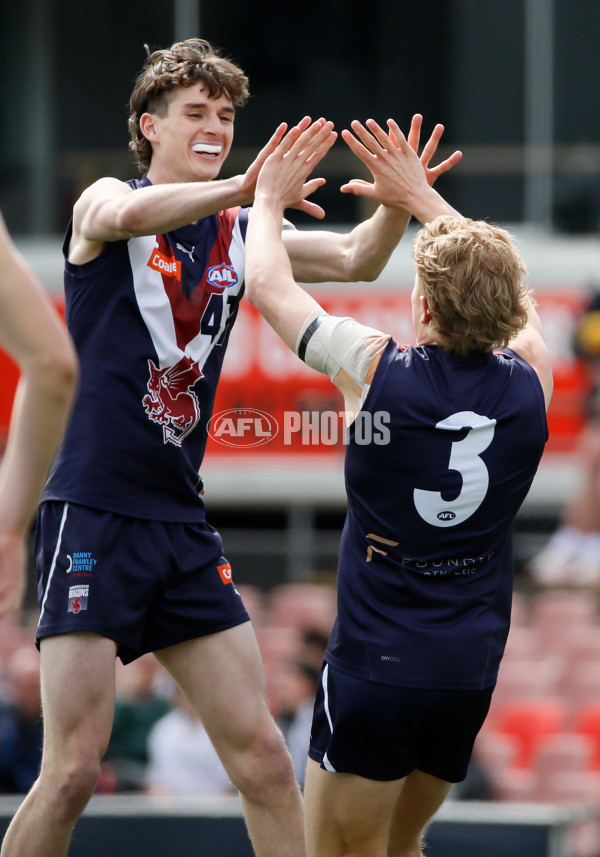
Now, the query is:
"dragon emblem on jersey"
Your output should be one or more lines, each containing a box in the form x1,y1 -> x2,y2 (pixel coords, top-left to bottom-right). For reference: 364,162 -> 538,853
142,356 -> 203,446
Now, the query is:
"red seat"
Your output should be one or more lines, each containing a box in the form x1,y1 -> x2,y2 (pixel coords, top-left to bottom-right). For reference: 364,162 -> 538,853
494,699 -> 567,769
574,705 -> 600,769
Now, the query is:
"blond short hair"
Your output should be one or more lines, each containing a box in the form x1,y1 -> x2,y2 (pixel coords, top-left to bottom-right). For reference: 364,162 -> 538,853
412,215 -> 531,357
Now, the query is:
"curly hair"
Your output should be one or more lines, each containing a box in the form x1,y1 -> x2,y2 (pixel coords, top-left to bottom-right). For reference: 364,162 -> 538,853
128,38 -> 250,173
411,215 -> 532,357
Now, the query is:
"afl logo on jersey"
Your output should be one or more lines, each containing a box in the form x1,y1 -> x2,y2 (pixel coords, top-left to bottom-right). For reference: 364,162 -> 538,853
207,263 -> 238,289
437,511 -> 456,521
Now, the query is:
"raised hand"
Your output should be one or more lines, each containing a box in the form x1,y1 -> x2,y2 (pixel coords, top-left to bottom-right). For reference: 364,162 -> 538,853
340,115 -> 462,209
255,118 -> 338,218
238,121 -> 292,204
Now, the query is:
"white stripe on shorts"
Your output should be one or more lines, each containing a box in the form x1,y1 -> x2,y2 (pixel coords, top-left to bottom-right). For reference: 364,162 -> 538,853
321,664 -> 336,772
38,502 -> 69,627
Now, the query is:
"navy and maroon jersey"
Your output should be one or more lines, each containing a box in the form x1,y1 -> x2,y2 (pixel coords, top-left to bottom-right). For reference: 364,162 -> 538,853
325,340 -> 548,690
42,177 -> 248,521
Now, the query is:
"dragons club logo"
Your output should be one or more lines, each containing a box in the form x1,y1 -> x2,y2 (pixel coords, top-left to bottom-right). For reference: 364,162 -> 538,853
67,585 -> 89,613
142,356 -> 203,446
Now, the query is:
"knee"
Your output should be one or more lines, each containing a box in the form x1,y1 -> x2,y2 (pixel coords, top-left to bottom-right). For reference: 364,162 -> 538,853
40,755 -> 102,822
228,720 -> 298,799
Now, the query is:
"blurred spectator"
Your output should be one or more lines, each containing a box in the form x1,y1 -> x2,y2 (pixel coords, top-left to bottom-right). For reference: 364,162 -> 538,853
0,646 -> 42,793
103,654 -> 170,792
276,661 -> 320,790
145,687 -> 234,797
297,628 -> 329,673
275,628 -> 327,790
530,287 -> 600,586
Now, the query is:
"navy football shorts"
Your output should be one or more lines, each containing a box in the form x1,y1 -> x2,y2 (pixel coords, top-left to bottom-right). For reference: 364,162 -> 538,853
35,501 -> 250,664
309,662 -> 494,782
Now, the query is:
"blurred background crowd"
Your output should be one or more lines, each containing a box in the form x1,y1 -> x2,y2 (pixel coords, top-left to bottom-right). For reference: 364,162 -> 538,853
2,581 -> 600,812
0,582 -> 501,801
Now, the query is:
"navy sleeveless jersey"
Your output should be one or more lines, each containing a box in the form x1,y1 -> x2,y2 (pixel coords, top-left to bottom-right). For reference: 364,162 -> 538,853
42,177 -> 248,521
326,341 -> 548,690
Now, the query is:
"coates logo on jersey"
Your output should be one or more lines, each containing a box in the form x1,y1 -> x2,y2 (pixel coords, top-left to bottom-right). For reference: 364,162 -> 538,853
208,408 -> 279,448
147,247 -> 182,281
142,356 -> 203,446
217,561 -> 233,584
207,263 -> 238,289
67,585 -> 89,614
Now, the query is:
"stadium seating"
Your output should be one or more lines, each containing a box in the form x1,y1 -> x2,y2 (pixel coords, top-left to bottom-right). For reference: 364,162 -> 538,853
241,581 -> 600,804
573,705 -> 600,770
493,698 -> 567,769
533,731 -> 595,780
493,657 -> 563,703
476,588 -> 600,802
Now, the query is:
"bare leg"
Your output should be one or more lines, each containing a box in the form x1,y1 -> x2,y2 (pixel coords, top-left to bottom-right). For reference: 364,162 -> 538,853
157,622 -> 305,857
387,769 -> 452,857
304,758 -> 405,857
0,633 -> 117,857
303,760 -> 451,857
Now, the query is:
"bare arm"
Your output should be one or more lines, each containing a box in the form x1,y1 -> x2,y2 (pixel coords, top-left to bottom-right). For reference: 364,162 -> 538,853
247,116 -> 462,348
283,115 -> 462,283
370,125 -> 553,407
246,121 -> 338,349
0,214 -> 78,616
69,122 -> 301,265
507,298 -> 553,410
69,176 -> 249,264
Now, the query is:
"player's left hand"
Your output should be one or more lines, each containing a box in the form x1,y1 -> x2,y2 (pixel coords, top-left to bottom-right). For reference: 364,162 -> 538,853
340,115 -> 462,206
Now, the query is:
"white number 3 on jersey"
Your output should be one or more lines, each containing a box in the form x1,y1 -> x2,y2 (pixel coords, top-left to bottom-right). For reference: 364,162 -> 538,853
413,411 -> 496,528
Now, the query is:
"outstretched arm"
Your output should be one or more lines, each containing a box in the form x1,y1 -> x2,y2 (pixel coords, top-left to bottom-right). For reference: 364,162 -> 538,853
68,120 -> 315,265
246,120 -> 338,349
283,115 -> 462,283
0,214 -> 78,616
246,122 -> 393,419
340,116 -> 462,222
